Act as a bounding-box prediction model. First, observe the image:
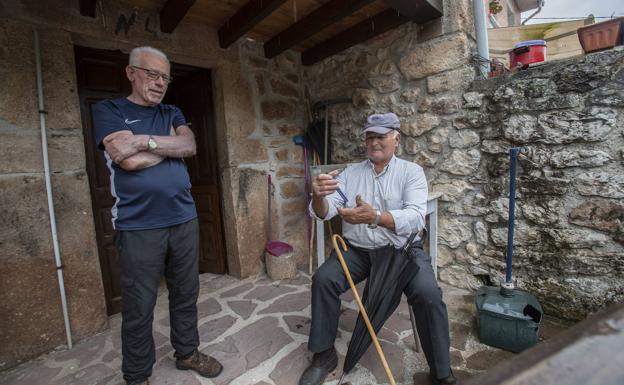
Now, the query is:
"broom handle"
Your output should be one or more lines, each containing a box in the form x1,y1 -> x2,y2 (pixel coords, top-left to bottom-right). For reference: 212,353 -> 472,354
267,174 -> 271,242
309,218 -> 315,274
506,148 -> 521,284
332,234 -> 396,385
324,107 -> 328,164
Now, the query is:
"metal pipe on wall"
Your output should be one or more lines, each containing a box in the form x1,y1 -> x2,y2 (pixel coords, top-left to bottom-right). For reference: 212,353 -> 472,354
489,14 -> 501,28
522,0 -> 544,25
473,0 -> 491,78
33,28 -> 73,349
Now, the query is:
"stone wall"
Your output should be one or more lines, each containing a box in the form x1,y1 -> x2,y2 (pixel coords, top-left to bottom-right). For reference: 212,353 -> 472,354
0,18 -> 108,369
458,48 -> 624,320
235,41 -> 308,269
302,0 -> 475,164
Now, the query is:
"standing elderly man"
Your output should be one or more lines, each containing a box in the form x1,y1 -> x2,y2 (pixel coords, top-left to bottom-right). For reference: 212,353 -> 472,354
92,46 -> 222,385
299,113 -> 456,385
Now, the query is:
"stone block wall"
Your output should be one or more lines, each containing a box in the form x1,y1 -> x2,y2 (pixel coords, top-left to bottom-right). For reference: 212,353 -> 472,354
458,48 -> 624,320
237,41 -> 309,267
0,19 -> 108,368
302,0 -> 476,166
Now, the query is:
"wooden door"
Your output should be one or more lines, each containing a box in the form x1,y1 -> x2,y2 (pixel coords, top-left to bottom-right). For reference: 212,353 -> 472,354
75,46 -> 226,315
163,67 -> 227,274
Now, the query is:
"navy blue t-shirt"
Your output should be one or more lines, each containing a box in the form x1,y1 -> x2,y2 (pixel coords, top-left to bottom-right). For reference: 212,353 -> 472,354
92,97 -> 197,230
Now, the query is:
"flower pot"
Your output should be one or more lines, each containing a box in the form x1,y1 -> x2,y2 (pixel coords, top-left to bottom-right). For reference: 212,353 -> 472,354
266,250 -> 297,280
577,17 -> 624,53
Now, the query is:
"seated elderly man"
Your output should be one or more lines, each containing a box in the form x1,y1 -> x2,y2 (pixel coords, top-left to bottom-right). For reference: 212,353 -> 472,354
299,113 -> 457,385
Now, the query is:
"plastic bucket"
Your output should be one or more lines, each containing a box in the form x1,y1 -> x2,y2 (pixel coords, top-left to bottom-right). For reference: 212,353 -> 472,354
509,40 -> 546,69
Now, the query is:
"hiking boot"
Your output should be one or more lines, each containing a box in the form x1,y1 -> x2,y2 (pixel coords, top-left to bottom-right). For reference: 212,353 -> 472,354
126,380 -> 148,385
176,350 -> 223,378
299,347 -> 338,385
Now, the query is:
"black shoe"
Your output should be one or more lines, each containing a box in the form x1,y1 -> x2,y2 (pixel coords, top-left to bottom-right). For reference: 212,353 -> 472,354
126,380 -> 148,385
430,369 -> 457,385
299,347 -> 338,385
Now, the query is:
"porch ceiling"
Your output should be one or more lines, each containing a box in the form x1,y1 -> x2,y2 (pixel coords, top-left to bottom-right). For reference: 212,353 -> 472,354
79,0 -> 443,65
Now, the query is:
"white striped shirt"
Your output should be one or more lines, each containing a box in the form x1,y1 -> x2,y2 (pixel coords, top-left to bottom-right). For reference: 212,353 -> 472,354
310,156 -> 428,248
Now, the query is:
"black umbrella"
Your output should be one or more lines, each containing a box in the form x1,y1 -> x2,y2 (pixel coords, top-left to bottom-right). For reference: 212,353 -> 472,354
332,232 -> 421,384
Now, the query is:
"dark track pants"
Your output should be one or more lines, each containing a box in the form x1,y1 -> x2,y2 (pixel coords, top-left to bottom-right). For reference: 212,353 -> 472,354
114,219 -> 200,384
308,242 -> 452,379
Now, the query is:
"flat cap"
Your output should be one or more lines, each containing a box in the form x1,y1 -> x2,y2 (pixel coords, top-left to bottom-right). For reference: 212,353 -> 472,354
363,112 -> 401,134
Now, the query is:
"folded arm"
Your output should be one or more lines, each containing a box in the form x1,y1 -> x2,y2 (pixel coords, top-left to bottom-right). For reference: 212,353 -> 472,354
102,130 -> 163,171
118,151 -> 165,171
103,125 -> 196,165
148,125 -> 196,158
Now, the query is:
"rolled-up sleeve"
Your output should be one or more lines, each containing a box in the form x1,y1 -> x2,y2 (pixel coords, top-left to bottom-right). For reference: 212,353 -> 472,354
308,170 -> 347,221
387,166 -> 427,236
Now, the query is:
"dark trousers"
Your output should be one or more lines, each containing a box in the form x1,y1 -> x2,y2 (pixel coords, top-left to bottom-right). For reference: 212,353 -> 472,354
114,218 -> 200,383
308,242 -> 451,379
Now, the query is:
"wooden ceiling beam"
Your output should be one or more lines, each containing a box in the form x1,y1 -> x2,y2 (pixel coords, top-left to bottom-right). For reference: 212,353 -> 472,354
301,9 -> 408,66
264,0 -> 376,59
79,0 -> 98,17
160,0 -> 197,34
218,0 -> 288,49
382,0 -> 443,23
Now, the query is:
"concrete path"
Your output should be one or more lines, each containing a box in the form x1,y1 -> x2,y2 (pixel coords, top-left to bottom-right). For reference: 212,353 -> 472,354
0,271 -> 568,385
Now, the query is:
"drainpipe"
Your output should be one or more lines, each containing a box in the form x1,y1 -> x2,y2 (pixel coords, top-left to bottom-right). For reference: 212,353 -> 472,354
473,0 -> 491,78
33,28 -> 73,350
522,0 -> 544,25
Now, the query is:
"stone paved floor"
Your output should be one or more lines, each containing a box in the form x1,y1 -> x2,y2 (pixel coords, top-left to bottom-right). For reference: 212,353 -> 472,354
0,271 -> 569,385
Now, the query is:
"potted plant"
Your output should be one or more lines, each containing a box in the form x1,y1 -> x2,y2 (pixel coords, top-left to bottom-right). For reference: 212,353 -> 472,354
577,17 -> 624,53
489,0 -> 503,16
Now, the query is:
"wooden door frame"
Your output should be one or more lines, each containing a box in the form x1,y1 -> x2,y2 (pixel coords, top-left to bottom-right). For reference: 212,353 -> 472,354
163,65 -> 229,274
75,45 -> 228,315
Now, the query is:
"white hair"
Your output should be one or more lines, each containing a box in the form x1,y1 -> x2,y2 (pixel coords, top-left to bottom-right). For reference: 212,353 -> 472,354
129,46 -> 169,66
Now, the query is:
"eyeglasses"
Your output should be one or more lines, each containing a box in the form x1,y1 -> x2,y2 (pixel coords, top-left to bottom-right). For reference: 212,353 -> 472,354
131,66 -> 173,83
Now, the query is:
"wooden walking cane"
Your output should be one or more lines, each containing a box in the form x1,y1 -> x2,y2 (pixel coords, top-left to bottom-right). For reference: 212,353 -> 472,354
332,234 -> 396,385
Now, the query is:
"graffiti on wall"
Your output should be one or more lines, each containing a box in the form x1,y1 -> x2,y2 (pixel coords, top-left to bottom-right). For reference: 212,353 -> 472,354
113,10 -> 159,38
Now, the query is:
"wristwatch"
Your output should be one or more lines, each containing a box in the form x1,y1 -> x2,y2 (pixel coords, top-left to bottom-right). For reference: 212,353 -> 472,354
367,209 -> 381,229
147,136 -> 158,151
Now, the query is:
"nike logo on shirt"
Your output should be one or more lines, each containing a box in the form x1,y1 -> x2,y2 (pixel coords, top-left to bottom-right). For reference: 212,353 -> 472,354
125,119 -> 141,124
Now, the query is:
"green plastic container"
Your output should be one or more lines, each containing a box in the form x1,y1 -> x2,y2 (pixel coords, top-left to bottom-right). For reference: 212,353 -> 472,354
475,285 -> 543,353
